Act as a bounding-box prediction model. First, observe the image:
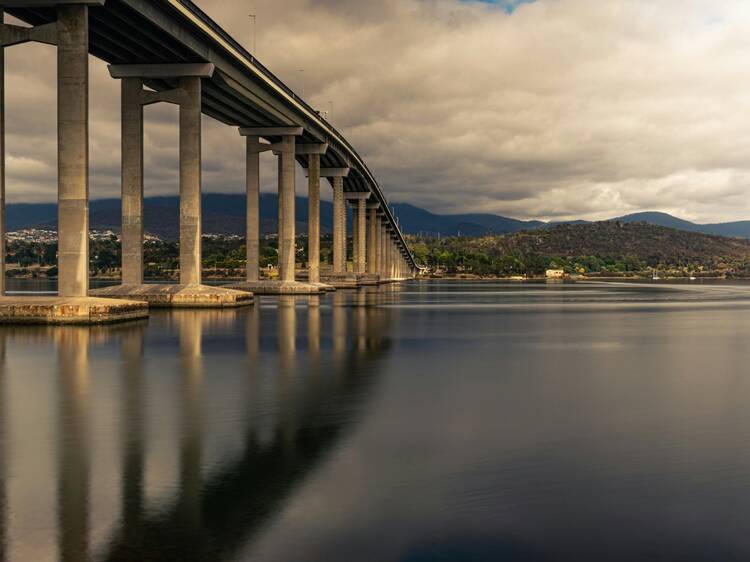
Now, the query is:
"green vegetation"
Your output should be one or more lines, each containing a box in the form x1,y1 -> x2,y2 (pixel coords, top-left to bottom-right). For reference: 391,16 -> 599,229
409,222 -> 750,277
4,234 -> 336,279
8,222 -> 750,280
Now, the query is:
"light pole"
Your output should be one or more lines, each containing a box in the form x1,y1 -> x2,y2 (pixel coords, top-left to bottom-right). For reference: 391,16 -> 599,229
298,69 -> 305,97
248,13 -> 256,53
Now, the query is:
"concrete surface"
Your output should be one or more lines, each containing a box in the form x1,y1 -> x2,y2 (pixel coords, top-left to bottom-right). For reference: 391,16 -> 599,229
0,296 -> 147,325
90,284 -> 253,308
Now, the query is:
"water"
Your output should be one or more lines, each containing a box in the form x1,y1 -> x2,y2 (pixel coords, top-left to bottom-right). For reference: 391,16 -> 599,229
2,280 -> 750,561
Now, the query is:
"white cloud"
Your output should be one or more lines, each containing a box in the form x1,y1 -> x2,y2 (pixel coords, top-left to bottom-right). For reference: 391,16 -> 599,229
5,0 -> 750,222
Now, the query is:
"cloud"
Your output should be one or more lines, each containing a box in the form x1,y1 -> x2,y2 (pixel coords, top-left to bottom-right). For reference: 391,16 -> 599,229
4,0 -> 750,222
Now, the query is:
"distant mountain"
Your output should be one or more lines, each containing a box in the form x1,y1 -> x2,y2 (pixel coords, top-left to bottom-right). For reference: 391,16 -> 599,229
699,221 -> 750,239
613,212 -> 750,240
8,195 -> 750,242
7,194 -> 341,241
391,203 -> 543,236
611,212 -> 702,232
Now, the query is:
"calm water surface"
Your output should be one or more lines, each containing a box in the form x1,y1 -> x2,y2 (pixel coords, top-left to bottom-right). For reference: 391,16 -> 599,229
2,280 -> 750,561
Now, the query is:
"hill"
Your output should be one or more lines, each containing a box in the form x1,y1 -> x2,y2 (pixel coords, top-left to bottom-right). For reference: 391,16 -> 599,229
610,212 -> 750,240
610,212 -> 700,231
413,221 -> 750,276
499,221 -> 750,262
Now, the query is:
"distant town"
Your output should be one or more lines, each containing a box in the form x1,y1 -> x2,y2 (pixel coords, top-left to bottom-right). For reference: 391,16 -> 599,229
7,220 -> 750,281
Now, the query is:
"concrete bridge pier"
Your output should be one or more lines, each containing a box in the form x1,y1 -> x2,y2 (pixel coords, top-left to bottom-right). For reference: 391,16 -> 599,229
244,135 -> 262,283
380,230 -> 391,282
308,153 -> 321,284
367,203 -> 381,283
227,128 -> 320,295
332,175 -> 346,275
0,3 -> 147,324
297,144 -> 334,291
389,238 -> 397,281
346,192 -> 377,285
351,199 -> 359,272
91,63 -> 251,308
346,191 -> 370,283
321,169 -> 360,289
378,219 -> 387,282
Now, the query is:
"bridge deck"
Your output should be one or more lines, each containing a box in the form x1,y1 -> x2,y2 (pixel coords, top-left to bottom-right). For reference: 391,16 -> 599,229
6,0 -> 416,268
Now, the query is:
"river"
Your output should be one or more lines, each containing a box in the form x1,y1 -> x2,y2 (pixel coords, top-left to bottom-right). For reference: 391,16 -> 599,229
1,279 -> 750,561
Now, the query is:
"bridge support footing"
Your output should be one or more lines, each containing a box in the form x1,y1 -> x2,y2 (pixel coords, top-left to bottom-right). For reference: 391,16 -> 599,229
225,280 -> 321,296
320,273 -> 380,289
0,296 -> 148,325
90,284 -> 253,308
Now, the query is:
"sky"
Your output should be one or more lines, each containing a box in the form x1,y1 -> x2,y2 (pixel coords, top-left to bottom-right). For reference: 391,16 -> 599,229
5,0 -> 750,223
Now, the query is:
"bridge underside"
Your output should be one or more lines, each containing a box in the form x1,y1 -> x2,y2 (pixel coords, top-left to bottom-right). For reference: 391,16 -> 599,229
0,0 -> 415,323
6,1 -> 396,197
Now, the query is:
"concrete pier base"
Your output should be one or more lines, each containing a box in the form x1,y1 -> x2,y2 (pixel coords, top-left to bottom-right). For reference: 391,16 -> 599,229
321,273 -> 380,288
322,273 -> 359,289
0,297 -> 147,325
90,284 -> 253,308
296,271 -> 336,292
226,280 -> 321,295
358,274 -> 380,286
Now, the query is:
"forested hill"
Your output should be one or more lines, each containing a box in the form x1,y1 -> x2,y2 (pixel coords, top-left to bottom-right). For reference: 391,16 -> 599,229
413,222 -> 750,276
500,222 -> 750,260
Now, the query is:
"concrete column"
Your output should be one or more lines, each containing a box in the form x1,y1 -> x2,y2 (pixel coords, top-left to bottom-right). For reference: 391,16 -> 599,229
179,76 -> 202,286
395,244 -> 400,278
121,77 -> 144,285
367,208 -> 378,275
57,5 -> 90,298
245,136 -> 261,282
307,154 -> 320,283
356,199 -> 366,274
389,240 -> 395,279
277,135 -> 296,283
351,201 -> 359,270
377,219 -> 384,277
383,236 -> 389,279
383,237 -> 391,279
378,219 -> 388,279
391,240 -> 398,279
332,176 -> 345,274
0,10 -> 5,297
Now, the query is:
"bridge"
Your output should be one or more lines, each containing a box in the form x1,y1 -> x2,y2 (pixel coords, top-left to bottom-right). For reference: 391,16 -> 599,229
0,0 -> 418,323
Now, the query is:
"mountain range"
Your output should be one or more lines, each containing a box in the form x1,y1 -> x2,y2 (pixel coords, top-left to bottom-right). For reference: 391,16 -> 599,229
7,194 -> 750,241
391,204 -> 750,240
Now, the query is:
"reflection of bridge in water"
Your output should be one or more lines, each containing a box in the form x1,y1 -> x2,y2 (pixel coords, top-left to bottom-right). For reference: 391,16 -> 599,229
0,291 -> 395,561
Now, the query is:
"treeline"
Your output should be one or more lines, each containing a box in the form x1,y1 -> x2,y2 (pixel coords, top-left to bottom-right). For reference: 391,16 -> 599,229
408,222 -> 750,277
5,235 -> 336,278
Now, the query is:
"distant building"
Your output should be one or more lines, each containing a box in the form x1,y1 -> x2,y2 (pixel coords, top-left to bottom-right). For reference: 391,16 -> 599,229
546,269 -> 566,279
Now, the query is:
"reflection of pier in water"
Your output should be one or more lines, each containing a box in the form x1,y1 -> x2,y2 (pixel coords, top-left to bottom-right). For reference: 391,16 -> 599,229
94,295 -> 393,561
57,329 -> 92,562
0,334 -> 6,562
0,295 -> 392,561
